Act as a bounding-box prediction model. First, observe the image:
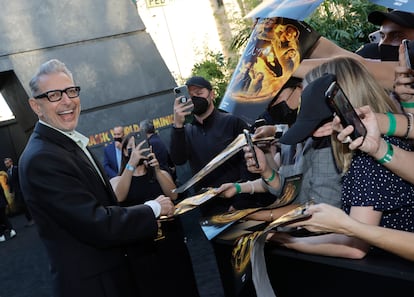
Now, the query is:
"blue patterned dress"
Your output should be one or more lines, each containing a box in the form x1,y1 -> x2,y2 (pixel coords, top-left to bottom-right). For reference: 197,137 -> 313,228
342,136 -> 414,232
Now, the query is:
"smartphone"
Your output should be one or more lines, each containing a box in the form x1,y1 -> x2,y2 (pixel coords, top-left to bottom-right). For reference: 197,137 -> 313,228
250,118 -> 266,133
243,129 -> 259,168
368,30 -> 380,43
174,85 -> 193,112
325,81 -> 367,140
133,131 -> 150,156
403,39 -> 414,70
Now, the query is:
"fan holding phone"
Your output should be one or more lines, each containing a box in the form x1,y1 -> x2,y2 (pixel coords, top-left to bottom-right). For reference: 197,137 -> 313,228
403,39 -> 414,71
109,131 -> 201,296
393,39 -> 414,104
325,80 -> 367,142
267,57 -> 414,260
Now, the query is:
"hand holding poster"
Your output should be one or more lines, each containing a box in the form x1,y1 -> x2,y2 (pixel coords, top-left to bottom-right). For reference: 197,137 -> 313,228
219,17 -> 320,124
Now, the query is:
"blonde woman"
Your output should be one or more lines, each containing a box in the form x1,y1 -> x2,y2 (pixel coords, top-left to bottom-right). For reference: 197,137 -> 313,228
269,57 -> 414,259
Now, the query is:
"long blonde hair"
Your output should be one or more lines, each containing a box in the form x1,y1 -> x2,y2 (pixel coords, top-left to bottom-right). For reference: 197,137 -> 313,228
304,57 -> 399,173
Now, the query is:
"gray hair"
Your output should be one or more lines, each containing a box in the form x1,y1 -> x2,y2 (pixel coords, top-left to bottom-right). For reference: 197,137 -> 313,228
29,59 -> 74,97
139,119 -> 155,134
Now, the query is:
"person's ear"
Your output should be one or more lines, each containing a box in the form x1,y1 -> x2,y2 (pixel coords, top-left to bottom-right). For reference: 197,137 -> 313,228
28,98 -> 42,116
210,90 -> 216,102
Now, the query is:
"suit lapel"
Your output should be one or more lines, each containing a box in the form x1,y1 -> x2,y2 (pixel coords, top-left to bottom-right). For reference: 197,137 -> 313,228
87,147 -> 119,204
35,123 -> 119,204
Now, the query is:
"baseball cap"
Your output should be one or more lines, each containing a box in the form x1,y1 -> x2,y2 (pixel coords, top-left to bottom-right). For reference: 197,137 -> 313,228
368,10 -> 414,28
185,76 -> 212,90
279,73 -> 336,145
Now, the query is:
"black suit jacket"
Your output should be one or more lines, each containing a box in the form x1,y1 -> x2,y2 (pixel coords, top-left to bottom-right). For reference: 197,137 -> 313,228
19,122 -> 158,297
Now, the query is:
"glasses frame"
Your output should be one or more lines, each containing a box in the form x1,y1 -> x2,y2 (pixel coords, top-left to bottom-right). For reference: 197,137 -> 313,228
34,86 -> 81,102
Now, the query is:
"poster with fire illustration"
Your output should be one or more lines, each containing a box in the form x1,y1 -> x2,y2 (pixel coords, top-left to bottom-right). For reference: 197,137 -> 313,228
219,17 -> 320,124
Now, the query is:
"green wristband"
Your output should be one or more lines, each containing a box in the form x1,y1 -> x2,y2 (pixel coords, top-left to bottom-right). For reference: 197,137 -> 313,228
377,141 -> 394,164
386,112 -> 396,136
234,183 -> 242,194
263,169 -> 276,183
401,101 -> 414,108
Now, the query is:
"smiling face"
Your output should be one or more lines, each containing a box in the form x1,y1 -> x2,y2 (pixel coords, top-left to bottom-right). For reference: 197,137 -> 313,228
29,72 -> 81,132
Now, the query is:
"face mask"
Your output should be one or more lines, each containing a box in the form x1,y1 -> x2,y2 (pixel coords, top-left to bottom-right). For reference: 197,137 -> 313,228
268,100 -> 297,125
379,44 -> 399,61
114,137 -> 123,143
191,96 -> 209,115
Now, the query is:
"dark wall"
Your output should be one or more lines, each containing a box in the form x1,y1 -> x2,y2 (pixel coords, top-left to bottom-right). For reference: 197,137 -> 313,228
0,0 -> 177,166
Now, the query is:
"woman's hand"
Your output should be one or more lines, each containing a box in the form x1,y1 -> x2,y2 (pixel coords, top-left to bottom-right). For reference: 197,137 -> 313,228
332,105 -> 381,155
313,121 -> 333,138
394,43 -> 414,102
129,140 -> 151,167
145,151 -> 160,170
243,145 -> 268,174
216,183 -> 237,198
253,125 -> 276,138
287,203 -> 351,235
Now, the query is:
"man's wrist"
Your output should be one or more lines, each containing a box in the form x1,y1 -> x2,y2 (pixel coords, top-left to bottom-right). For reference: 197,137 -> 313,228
144,200 -> 161,218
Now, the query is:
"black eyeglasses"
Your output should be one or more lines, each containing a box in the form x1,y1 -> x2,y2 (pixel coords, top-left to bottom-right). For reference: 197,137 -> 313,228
34,86 -> 81,102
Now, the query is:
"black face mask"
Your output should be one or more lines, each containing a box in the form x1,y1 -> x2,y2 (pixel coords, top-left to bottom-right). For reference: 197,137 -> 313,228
379,44 -> 399,61
114,137 -> 123,143
191,96 -> 209,115
268,100 -> 297,125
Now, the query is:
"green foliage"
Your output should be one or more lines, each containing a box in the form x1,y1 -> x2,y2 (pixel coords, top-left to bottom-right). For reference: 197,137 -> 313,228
306,0 -> 386,51
190,51 -> 234,106
189,0 -> 387,103
228,0 -> 386,53
188,0 -> 261,106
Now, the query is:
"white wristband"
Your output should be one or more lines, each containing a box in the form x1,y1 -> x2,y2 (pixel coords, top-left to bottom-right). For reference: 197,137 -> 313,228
248,181 -> 255,195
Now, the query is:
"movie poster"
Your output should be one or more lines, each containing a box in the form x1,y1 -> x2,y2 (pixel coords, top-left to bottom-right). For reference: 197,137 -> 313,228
219,17 -> 321,124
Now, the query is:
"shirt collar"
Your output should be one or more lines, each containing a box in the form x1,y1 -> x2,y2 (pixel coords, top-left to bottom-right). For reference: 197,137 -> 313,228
39,120 -> 89,148
194,108 -> 218,127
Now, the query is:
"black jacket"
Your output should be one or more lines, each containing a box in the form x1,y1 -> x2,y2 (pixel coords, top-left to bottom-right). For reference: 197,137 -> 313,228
19,122 -> 158,297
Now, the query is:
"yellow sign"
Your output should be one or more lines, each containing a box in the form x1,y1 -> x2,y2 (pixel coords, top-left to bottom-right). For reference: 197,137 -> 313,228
145,0 -> 172,8
87,114 -> 174,148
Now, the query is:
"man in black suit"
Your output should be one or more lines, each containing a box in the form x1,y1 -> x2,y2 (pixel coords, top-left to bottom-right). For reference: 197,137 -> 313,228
3,157 -> 34,226
19,59 -> 175,297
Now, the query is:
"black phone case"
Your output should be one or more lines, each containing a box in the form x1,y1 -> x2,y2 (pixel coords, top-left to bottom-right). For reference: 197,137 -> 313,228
325,81 -> 367,140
